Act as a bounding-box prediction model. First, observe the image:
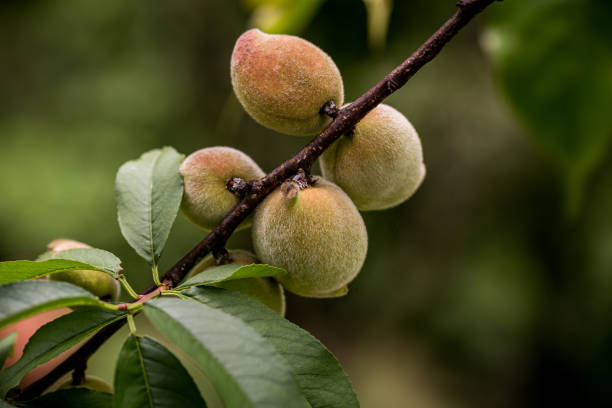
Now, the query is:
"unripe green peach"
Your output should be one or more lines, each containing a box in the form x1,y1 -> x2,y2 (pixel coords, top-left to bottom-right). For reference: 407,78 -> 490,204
47,240 -> 120,302
252,178 -> 368,297
231,28 -> 344,136
180,147 -> 265,231
320,103 -> 426,211
184,249 -> 286,316
58,375 -> 113,393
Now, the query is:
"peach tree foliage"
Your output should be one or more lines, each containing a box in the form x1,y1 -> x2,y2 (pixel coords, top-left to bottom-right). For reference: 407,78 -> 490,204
484,0 -> 612,212
0,145 -> 357,407
0,1 -> 500,406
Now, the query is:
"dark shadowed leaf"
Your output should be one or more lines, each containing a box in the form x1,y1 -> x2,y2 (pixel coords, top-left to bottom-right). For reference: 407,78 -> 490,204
186,286 -> 359,408
144,297 -> 309,408
116,147 -> 184,265
485,0 -> 612,206
0,308 -> 124,398
176,264 -> 286,290
23,388 -> 112,408
114,335 -> 206,408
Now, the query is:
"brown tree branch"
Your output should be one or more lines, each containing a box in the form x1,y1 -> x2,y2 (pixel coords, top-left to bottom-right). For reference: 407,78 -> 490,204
151,0 -> 499,293
17,0 -> 499,400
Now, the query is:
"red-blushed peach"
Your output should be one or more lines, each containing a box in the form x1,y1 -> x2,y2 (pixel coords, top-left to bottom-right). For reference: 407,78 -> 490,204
179,147 -> 265,231
231,29 -> 344,136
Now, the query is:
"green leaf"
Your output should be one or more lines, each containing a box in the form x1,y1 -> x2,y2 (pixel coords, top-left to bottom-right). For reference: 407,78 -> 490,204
176,264 -> 287,290
186,286 -> 359,408
248,0 -> 326,35
0,280 -> 102,330
1,248 -> 122,285
0,259 -> 91,285
0,307 -> 124,398
144,297 -> 309,408
36,248 -> 122,276
116,147 -> 185,265
0,332 -> 17,368
22,388 -> 112,408
363,0 -> 393,50
0,400 -> 18,408
114,335 -> 206,408
484,0 -> 612,204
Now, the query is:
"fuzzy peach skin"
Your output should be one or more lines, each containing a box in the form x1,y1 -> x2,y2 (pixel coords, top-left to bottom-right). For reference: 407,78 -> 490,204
184,249 -> 286,316
252,178 -> 368,297
231,29 -> 344,136
0,308 -> 86,390
320,103 -> 426,211
180,147 -> 265,231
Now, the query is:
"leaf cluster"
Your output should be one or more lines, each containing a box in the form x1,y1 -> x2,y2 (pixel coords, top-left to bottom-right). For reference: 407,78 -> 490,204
0,147 -> 358,407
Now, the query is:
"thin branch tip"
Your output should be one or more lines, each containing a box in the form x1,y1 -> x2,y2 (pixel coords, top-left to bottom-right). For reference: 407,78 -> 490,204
213,247 -> 230,266
226,177 -> 250,196
321,100 -> 340,118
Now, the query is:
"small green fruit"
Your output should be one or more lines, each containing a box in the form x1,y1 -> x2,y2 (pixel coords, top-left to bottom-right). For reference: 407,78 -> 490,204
180,147 -> 265,231
185,249 -> 286,316
47,240 -> 120,301
231,28 -> 344,136
320,103 -> 426,211
252,178 -> 368,297
58,375 -> 113,393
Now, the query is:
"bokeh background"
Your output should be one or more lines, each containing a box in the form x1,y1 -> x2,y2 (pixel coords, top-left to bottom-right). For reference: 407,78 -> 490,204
1,0 -> 611,406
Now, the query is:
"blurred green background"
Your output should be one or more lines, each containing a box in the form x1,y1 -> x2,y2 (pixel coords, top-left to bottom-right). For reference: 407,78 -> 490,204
1,0 -> 611,406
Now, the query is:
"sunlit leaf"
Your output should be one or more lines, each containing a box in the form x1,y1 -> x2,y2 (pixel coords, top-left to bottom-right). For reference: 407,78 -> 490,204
363,0 -> 393,50
248,0 -> 326,35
